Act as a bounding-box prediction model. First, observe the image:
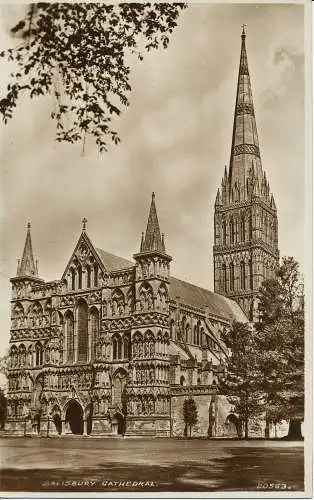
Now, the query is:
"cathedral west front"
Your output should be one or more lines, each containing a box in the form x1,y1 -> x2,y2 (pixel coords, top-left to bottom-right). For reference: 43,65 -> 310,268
6,29 -> 279,438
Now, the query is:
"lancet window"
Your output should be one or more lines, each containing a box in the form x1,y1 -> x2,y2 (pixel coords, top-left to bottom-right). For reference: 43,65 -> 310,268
77,300 -> 88,362
35,342 -> 43,367
90,308 -> 99,361
222,263 -> 227,292
240,261 -> 246,290
65,311 -> 74,363
229,262 -> 235,291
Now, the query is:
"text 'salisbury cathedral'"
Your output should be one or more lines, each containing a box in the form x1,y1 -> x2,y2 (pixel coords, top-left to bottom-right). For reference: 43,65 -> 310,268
6,29 -> 279,437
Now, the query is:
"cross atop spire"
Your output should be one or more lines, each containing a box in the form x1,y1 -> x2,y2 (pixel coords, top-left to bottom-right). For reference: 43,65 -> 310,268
82,217 -> 88,231
17,222 -> 38,278
241,24 -> 247,38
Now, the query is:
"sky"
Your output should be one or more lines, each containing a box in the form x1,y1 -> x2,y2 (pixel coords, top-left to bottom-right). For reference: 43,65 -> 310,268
0,2 -> 306,359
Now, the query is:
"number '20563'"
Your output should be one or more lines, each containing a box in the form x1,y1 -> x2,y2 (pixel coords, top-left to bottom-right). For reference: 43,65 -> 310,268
257,482 -> 287,490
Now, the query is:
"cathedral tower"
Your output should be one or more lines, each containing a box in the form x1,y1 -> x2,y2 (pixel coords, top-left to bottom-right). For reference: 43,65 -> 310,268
213,28 -> 279,320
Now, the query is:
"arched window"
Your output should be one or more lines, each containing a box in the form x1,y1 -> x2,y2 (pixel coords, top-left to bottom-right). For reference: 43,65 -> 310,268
180,316 -> 186,342
35,343 -> 43,367
200,327 -> 205,347
249,215 -> 253,240
249,259 -> 253,289
193,325 -> 197,345
113,335 -> 122,360
78,264 -> 82,289
222,220 -> 227,245
170,319 -> 175,340
90,308 -> 99,361
240,216 -> 245,242
229,218 -> 234,244
94,264 -> 98,287
86,265 -> 91,289
71,268 -> 75,291
222,264 -> 227,292
123,335 -> 131,360
240,261 -> 246,290
196,322 -> 201,345
65,311 -> 74,363
77,300 -> 88,362
229,262 -> 234,291
265,216 -> 268,242
185,324 -> 191,344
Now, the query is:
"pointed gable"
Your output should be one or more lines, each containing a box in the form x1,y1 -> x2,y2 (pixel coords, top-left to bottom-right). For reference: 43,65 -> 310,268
61,228 -> 106,282
62,223 -> 134,283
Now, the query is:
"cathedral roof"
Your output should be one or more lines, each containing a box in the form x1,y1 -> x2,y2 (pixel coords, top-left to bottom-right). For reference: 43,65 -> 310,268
93,247 -> 246,322
95,248 -> 134,272
169,277 -> 247,323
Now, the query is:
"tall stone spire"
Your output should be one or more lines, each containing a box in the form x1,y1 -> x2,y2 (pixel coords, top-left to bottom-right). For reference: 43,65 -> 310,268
17,223 -> 38,277
213,28 -> 279,322
228,26 -> 263,200
140,192 -> 165,254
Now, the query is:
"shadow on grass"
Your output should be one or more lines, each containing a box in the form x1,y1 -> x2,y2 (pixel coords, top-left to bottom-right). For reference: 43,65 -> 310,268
0,447 -> 304,492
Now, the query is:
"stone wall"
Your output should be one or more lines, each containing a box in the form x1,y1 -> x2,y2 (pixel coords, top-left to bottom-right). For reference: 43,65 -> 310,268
125,416 -> 170,436
170,394 -> 238,438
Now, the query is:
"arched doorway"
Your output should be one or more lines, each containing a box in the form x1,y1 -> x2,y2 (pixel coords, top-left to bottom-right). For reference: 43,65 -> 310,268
65,400 -> 84,435
113,412 -> 125,435
53,414 -> 62,435
225,413 -> 242,438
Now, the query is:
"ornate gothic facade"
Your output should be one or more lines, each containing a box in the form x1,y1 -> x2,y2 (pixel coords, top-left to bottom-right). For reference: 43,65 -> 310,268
6,30 -> 279,438
213,28 -> 279,320
7,194 -> 246,437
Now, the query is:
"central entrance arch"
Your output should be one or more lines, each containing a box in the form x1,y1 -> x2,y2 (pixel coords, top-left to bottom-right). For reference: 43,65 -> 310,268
65,400 -> 84,435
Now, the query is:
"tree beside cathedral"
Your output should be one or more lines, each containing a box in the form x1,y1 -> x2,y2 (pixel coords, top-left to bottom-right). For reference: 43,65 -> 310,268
256,257 -> 304,440
221,257 -> 304,440
220,322 -> 264,439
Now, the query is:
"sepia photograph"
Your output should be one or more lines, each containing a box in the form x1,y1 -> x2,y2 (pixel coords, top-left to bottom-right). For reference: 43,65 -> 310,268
0,0 -> 311,496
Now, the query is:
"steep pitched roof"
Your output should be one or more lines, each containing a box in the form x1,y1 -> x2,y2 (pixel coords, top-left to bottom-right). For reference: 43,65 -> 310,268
169,277 -> 247,323
95,248 -> 134,272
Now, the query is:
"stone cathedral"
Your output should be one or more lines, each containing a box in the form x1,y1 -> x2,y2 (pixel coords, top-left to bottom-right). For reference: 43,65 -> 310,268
6,30 -> 279,437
